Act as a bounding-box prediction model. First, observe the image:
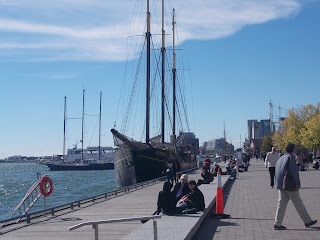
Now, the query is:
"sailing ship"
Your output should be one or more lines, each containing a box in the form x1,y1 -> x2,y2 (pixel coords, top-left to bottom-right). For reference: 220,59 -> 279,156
111,1 -> 198,187
45,146 -> 115,171
46,91 -> 115,171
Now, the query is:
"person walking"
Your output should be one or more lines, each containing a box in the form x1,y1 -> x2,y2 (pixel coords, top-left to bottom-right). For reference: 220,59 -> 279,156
274,142 -> 317,230
296,151 -> 303,170
265,147 -> 280,188
302,152 -> 309,171
163,161 -> 174,185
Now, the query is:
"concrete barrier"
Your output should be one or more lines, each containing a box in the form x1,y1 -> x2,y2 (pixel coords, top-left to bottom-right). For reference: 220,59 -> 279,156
123,175 -> 230,240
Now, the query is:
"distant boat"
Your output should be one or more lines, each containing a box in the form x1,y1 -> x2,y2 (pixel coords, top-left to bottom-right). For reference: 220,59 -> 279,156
111,2 -> 198,187
45,145 -> 115,171
46,91 -> 115,171
46,160 -> 113,171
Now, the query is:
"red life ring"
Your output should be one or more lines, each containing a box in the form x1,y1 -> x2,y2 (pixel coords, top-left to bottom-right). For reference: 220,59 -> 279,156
40,176 -> 53,197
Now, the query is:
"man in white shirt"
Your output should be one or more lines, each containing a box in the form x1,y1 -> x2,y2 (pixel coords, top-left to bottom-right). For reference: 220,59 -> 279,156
265,147 -> 280,188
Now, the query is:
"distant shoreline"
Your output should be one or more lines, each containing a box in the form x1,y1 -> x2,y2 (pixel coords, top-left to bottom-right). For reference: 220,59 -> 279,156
0,160 -> 36,163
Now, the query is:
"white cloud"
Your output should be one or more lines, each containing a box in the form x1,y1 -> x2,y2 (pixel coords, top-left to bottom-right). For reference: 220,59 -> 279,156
0,18 -> 127,39
0,0 -> 17,6
48,74 -> 77,80
0,0 -> 305,61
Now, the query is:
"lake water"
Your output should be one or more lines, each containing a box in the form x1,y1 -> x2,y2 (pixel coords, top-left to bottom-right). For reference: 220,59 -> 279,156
0,162 -> 116,221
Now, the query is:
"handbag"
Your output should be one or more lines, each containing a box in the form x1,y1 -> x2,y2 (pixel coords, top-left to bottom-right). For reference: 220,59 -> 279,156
283,157 -> 296,191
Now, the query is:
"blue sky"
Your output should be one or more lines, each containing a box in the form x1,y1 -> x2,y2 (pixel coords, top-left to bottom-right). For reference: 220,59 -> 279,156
1,0 -> 320,158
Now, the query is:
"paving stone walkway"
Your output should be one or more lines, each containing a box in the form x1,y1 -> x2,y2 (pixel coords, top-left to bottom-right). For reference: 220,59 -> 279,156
193,159 -> 320,240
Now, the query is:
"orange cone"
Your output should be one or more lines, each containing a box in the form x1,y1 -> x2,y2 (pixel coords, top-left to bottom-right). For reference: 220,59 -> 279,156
216,168 -> 224,214
210,168 -> 230,219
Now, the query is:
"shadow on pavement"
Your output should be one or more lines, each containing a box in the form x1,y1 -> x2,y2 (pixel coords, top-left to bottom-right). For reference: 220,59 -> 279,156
192,178 -> 236,240
230,217 -> 274,221
289,227 -> 320,231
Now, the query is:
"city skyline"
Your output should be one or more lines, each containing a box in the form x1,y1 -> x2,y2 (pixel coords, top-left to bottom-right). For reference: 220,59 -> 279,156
1,0 -> 320,158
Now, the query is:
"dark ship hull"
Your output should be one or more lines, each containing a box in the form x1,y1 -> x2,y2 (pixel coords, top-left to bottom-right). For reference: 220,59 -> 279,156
111,129 -> 196,188
46,162 -> 114,171
114,146 -> 168,187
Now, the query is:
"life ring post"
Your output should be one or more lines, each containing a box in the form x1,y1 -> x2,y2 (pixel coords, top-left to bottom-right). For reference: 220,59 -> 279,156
40,175 -> 54,197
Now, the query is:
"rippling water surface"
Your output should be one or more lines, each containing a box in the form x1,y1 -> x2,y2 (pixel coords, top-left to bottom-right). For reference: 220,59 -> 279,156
0,162 -> 116,220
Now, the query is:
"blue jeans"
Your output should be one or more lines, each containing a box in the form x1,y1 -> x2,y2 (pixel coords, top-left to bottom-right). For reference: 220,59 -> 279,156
176,201 -> 195,213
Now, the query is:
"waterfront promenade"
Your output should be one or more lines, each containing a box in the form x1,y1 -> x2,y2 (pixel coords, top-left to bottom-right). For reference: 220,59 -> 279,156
193,159 -> 320,240
0,167 -> 229,240
1,160 -> 319,239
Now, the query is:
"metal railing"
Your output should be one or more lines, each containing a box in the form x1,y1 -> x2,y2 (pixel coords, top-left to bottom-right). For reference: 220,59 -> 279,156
69,215 -> 161,240
0,167 -> 197,228
0,175 -> 49,229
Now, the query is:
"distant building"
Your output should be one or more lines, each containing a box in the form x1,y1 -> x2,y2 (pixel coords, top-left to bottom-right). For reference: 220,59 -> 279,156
248,119 -> 272,140
215,138 -> 225,154
247,118 -> 275,153
203,140 -> 215,152
176,131 -> 200,155
7,155 -> 28,162
250,139 -> 263,153
202,138 -> 234,155
247,119 -> 257,141
226,143 -> 234,155
243,138 -> 250,152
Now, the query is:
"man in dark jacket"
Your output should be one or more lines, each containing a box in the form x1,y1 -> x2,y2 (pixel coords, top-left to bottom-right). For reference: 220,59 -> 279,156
187,180 -> 205,211
274,142 -> 317,230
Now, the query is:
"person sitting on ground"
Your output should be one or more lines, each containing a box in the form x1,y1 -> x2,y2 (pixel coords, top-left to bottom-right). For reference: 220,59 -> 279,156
203,156 -> 211,171
226,162 -> 237,179
173,174 -> 190,202
176,180 -> 205,213
197,167 -> 211,186
212,162 -> 223,176
313,158 -> 319,169
156,181 -> 176,215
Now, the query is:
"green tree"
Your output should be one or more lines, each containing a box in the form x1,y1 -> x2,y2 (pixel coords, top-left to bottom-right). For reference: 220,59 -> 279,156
272,103 -> 320,152
300,114 -> 320,150
261,135 -> 273,152
272,128 -> 286,152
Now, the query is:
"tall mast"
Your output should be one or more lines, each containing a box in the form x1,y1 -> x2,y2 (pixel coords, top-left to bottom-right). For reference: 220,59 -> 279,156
81,90 -> 85,164
224,121 -> 226,157
172,9 -> 176,146
269,100 -> 273,132
145,0 -> 151,144
161,0 -> 165,144
99,91 -> 102,160
63,96 -> 66,162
